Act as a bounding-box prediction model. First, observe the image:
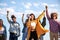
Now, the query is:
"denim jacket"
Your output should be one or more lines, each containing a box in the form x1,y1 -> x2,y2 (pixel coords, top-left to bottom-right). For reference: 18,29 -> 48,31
8,21 -> 20,37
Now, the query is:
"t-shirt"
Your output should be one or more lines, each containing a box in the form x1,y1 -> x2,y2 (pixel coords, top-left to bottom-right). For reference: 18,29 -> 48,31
0,27 -> 4,34
31,22 -> 36,29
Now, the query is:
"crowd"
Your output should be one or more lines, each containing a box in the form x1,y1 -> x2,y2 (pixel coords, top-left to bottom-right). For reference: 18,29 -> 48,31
0,6 -> 60,40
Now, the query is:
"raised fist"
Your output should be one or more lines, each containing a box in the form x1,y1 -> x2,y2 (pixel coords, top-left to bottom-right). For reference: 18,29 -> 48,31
45,6 -> 48,9
43,10 -> 45,12
7,11 -> 9,13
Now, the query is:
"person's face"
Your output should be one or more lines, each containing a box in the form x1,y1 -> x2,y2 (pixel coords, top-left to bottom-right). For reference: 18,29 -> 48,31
29,16 -> 31,19
0,21 -> 3,26
12,18 -> 16,22
53,14 -> 57,19
30,15 -> 34,20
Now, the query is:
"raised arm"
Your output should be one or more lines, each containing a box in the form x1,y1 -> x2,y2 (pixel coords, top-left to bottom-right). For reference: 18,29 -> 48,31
26,16 -> 31,28
41,16 -> 46,27
22,14 -> 25,24
6,11 -> 11,23
45,6 -> 50,20
37,10 -> 45,21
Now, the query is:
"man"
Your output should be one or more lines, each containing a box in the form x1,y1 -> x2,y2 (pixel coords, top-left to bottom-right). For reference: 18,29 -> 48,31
7,11 -> 20,40
22,14 -> 28,40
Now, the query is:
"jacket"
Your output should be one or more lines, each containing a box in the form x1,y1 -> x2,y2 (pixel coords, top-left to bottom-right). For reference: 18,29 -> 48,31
26,11 -> 49,40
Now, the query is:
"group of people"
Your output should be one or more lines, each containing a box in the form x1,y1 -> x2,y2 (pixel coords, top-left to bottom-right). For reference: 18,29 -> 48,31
0,6 -> 60,40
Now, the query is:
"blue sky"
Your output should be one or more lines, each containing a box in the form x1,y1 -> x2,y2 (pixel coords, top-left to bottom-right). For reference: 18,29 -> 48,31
0,0 -> 60,40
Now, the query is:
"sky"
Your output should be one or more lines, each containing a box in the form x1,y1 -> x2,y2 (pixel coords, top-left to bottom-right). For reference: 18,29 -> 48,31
0,0 -> 60,40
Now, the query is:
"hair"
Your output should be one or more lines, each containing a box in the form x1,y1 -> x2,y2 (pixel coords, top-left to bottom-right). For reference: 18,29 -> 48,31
51,12 -> 57,19
0,19 -> 3,25
11,15 -> 16,19
25,19 -> 28,24
27,14 -> 30,18
23,19 -> 29,27
30,13 -> 35,20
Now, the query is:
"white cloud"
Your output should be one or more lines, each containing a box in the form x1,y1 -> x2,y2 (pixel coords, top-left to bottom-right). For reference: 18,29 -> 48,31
6,8 -> 15,12
24,9 -> 42,18
33,2 -> 39,7
0,3 -> 7,6
11,1 -> 16,4
23,2 -> 39,9
23,2 -> 32,9
0,7 -> 15,15
41,3 -> 48,6
24,9 -> 44,15
0,8 -> 7,15
48,8 -> 58,14
0,8 -> 2,10
24,10 -> 37,14
0,7 -> 23,18
49,4 -> 58,7
41,2 -> 59,7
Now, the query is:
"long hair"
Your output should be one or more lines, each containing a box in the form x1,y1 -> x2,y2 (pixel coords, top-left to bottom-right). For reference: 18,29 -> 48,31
51,12 -> 57,19
0,19 -> 3,26
30,13 -> 35,20
24,19 -> 29,27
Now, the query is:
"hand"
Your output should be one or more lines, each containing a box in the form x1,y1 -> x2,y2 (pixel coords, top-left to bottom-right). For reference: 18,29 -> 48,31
43,10 -> 45,12
22,14 -> 24,17
7,11 -> 9,16
7,11 -> 9,13
22,14 -> 24,20
28,16 -> 31,21
29,16 -> 31,19
27,14 -> 30,18
45,29 -> 49,32
45,6 -> 48,9
22,14 -> 24,16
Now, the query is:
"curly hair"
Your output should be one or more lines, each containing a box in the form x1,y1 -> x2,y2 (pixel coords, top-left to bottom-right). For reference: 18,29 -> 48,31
51,12 -> 57,19
11,15 -> 16,19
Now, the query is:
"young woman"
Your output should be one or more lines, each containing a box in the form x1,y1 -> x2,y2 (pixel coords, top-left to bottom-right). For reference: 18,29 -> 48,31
0,19 -> 7,40
26,10 -> 49,40
7,11 -> 20,40
22,14 -> 28,40
45,6 -> 60,40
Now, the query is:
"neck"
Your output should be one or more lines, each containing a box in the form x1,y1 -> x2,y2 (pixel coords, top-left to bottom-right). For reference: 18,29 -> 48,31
13,21 -> 16,23
31,19 -> 33,21
32,18 -> 34,20
53,18 -> 56,20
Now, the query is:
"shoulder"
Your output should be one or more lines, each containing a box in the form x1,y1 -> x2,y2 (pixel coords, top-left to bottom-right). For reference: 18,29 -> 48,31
36,18 -> 39,21
9,20 -> 13,24
16,22 -> 20,26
